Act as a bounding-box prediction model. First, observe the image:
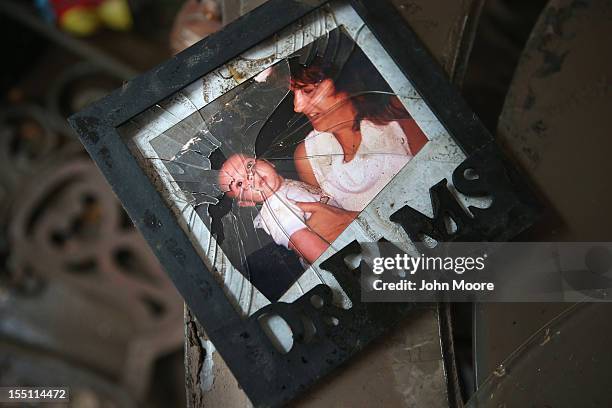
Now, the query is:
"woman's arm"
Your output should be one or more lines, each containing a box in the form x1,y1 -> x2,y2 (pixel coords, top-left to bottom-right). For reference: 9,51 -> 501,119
288,228 -> 330,264
398,118 -> 428,155
294,142 -> 320,187
296,202 -> 359,243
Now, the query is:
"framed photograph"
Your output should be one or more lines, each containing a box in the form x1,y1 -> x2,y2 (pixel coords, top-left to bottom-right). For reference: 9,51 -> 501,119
69,0 -> 539,406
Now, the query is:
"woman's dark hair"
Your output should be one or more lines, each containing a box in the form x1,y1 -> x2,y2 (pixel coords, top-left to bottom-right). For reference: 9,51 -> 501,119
289,46 -> 411,130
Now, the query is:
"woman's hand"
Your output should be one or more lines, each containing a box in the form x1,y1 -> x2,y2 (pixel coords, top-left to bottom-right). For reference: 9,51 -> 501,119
295,202 -> 359,243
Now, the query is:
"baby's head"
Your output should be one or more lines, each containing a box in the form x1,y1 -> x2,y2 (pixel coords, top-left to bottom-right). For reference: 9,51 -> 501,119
218,154 -> 283,206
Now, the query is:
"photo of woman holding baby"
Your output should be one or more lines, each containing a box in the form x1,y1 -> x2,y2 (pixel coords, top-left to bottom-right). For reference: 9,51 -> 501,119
285,48 -> 428,245
131,26 -> 431,302
201,28 -> 429,300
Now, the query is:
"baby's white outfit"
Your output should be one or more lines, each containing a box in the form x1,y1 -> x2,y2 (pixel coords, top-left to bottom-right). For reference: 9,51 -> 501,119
253,179 -> 337,249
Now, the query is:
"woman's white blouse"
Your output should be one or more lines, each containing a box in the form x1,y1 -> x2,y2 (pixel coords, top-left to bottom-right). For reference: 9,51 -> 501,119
303,120 -> 413,211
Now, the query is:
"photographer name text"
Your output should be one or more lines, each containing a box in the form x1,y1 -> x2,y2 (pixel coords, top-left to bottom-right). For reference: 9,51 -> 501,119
372,279 -> 494,291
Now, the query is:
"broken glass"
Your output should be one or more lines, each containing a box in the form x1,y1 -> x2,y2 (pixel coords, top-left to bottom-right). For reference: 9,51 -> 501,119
117,4 -> 481,317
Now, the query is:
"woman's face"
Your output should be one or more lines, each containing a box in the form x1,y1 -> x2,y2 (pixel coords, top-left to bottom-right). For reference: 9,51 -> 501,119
292,78 -> 349,132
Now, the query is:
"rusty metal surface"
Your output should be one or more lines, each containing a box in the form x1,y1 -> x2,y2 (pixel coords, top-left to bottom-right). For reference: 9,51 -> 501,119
0,340 -> 135,408
7,157 -> 184,396
390,0 -> 484,84
0,6 -> 189,403
461,0 -> 549,130
497,0 -> 612,240
474,0 -> 612,385
0,103 -> 184,402
185,0 -> 485,406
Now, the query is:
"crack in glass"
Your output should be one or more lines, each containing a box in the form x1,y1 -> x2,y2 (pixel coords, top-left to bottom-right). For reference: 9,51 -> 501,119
119,18 -> 448,316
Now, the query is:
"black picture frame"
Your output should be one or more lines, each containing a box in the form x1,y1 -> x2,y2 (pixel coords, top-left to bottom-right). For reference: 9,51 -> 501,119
69,1 -> 540,406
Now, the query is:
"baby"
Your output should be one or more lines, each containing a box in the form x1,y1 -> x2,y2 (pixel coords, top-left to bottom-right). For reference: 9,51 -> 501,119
218,153 -> 337,264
